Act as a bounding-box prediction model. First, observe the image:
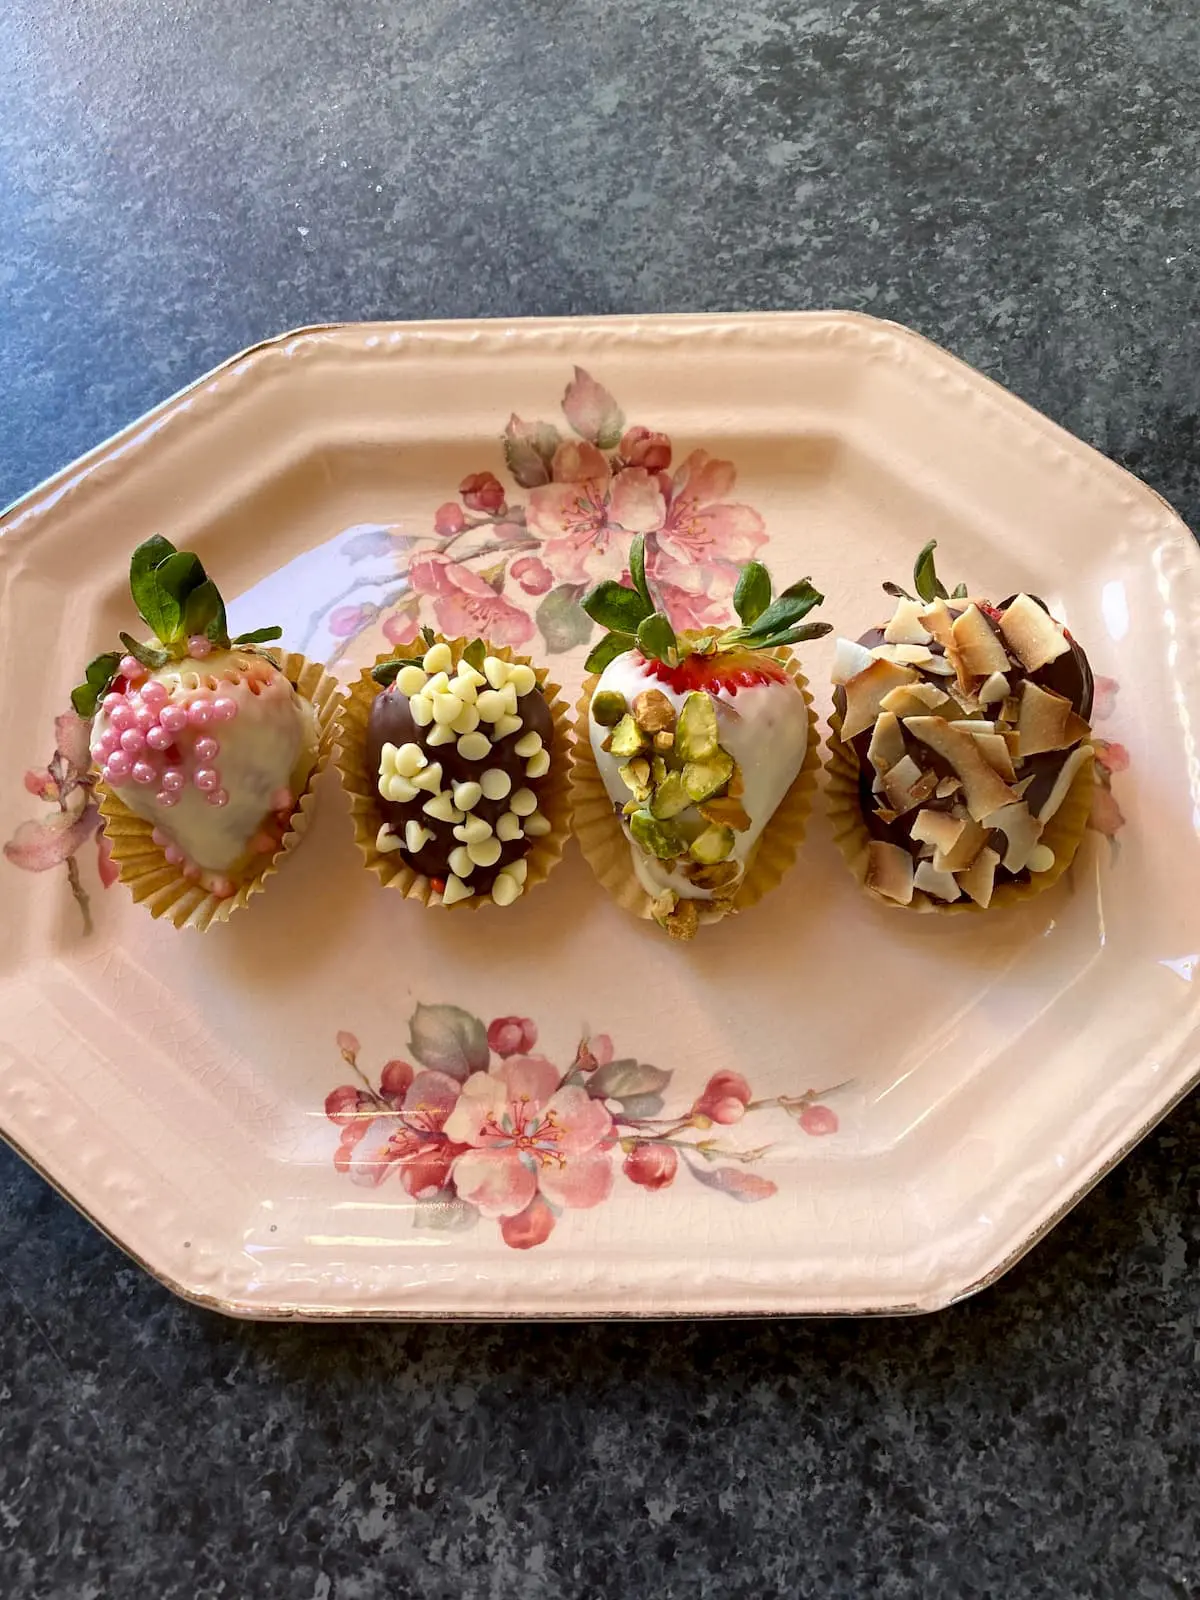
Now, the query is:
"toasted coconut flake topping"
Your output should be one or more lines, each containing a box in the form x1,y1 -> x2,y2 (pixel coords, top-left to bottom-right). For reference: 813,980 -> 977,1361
867,711 -> 907,776
919,597 -> 955,647
1036,744 -> 1094,823
950,603 -> 1011,682
978,670 -> 1009,706
1015,680 -> 1089,757
914,861 -> 961,901
880,683 -> 952,718
866,841 -> 915,904
910,809 -> 966,858
904,716 -> 1021,821
841,658 -> 918,742
982,800 -> 1045,873
831,637 -> 877,686
881,754 -> 934,814
884,598 -> 934,646
957,845 -> 1000,907
1000,593 -> 1071,672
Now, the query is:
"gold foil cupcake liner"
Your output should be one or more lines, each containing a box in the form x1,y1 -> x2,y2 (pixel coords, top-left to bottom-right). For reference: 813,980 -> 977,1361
334,637 -> 570,910
569,643 -> 821,929
97,652 -> 340,931
825,708 -> 1096,914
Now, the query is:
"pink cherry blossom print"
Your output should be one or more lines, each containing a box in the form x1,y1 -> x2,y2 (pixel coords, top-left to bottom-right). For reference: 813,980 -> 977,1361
444,1055 -> 614,1218
408,553 -> 535,648
799,1105 -> 839,1137
487,1016 -> 538,1057
326,1008 -> 844,1249
459,471 -> 506,514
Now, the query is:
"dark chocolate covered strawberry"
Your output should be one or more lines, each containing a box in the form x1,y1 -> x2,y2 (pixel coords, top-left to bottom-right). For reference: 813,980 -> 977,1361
348,633 -> 563,908
829,541 -> 1096,911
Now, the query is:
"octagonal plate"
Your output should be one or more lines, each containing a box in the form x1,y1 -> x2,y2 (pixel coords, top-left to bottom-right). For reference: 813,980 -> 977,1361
1,313 -> 1197,1318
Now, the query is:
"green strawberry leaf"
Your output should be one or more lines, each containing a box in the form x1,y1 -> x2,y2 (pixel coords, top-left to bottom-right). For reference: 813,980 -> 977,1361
232,626 -> 284,646
371,655 -> 425,685
740,582 -> 823,642
128,536 -> 178,639
580,579 -> 653,635
913,540 -> 947,604
629,534 -> 653,612
70,651 -> 123,718
733,561 -> 772,627
636,612 -> 677,665
584,630 -> 636,675
118,632 -> 171,670
750,621 -> 833,649
183,578 -> 228,645
462,638 -> 487,672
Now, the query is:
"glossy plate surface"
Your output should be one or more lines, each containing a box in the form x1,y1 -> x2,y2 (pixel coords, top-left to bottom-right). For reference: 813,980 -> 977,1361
1,313 -> 1196,1318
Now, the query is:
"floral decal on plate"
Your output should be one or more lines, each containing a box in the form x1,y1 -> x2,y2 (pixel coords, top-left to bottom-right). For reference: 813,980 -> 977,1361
325,1005 -> 843,1249
302,366 -> 765,669
1087,676 -> 1127,843
3,711 -> 117,933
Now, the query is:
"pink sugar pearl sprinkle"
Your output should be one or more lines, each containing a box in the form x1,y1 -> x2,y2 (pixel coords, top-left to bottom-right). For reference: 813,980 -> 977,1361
187,698 -> 214,727
205,788 -> 230,807
187,635 -> 213,659
155,790 -> 180,808
193,768 -> 220,793
140,680 -> 168,710
209,875 -> 235,899
104,751 -> 132,781
132,761 -> 158,786
109,703 -> 136,733
161,768 -> 185,793
159,703 -> 188,734
211,696 -> 239,722
119,655 -> 147,683
119,728 -> 146,754
95,730 -> 119,760
146,725 -> 173,751
163,844 -> 183,864
194,736 -> 220,762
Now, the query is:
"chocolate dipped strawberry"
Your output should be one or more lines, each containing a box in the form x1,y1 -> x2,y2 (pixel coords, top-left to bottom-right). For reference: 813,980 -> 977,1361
827,541 -> 1097,911
573,539 -> 829,940
335,632 -> 569,910
74,537 -> 322,903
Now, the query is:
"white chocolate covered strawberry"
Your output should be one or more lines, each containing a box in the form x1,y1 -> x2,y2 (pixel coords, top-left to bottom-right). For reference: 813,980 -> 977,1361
578,543 -> 828,939
73,537 -> 319,899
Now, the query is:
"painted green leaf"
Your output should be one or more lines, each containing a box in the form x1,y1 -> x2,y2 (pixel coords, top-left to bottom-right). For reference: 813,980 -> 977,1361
587,1058 -> 672,1101
462,638 -> 487,672
407,1003 -> 489,1081
536,584 -> 593,653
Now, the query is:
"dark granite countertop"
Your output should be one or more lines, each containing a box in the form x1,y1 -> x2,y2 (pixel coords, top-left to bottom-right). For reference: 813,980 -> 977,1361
2,1 -> 1198,1595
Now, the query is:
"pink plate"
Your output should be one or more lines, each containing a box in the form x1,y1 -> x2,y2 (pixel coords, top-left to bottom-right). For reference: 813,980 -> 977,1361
1,313 -> 1196,1318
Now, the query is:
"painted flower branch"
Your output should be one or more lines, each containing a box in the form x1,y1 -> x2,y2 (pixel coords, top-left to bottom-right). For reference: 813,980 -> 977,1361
326,1004 -> 844,1249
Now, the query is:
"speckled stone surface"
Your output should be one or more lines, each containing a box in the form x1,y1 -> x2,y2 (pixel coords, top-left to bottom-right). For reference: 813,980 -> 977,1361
1,0 -> 1199,1594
